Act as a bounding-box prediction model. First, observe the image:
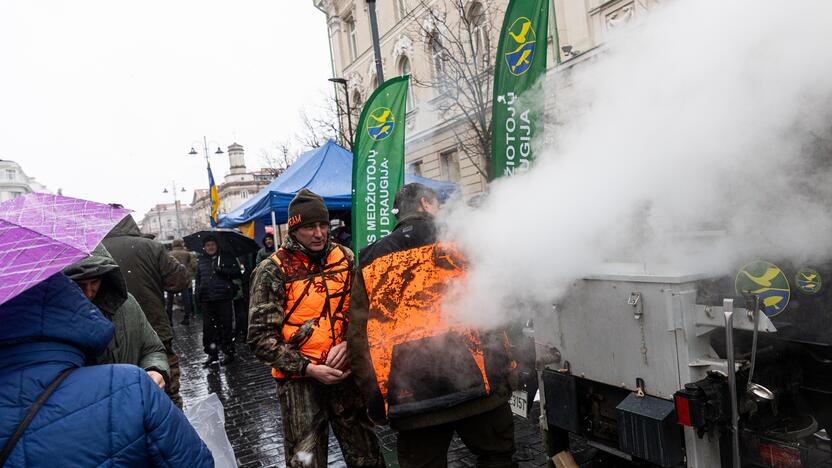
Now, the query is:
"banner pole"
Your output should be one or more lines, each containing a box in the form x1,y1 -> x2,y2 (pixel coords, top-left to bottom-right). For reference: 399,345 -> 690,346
366,0 -> 385,84
271,211 -> 279,247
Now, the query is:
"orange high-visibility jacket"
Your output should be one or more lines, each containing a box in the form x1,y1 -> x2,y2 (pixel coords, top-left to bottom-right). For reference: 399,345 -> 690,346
350,214 -> 513,423
269,244 -> 352,379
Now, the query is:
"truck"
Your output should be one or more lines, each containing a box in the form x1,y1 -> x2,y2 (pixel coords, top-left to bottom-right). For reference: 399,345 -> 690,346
534,259 -> 832,467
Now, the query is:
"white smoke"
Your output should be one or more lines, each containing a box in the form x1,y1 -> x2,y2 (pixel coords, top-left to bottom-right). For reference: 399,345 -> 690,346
440,0 -> 832,328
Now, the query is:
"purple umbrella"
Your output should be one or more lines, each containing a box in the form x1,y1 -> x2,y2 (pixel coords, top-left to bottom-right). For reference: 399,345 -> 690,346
0,193 -> 131,306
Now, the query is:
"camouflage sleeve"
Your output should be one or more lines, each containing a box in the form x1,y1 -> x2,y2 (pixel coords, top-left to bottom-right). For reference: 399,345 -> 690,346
247,259 -> 308,376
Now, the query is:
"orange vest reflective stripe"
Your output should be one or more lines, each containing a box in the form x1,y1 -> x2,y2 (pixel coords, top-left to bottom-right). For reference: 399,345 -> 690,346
271,246 -> 351,379
362,242 -> 494,418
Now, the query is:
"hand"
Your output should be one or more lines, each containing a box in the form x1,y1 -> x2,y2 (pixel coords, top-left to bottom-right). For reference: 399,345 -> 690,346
147,370 -> 166,390
306,363 -> 351,385
325,342 -> 350,371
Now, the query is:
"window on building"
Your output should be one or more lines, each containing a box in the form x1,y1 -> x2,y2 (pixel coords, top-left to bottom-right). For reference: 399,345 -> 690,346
395,0 -> 408,21
398,55 -> 415,112
5,169 -> 16,181
352,90 -> 363,122
440,149 -> 461,182
346,15 -> 358,61
166,219 -> 172,228
467,2 -> 488,61
407,159 -> 423,177
9,191 -> 22,199
429,34 -> 447,84
370,75 -> 378,91
241,190 -> 249,199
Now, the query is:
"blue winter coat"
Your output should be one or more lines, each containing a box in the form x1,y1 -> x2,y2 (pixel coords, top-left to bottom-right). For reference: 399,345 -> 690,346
195,253 -> 241,303
0,273 -> 214,467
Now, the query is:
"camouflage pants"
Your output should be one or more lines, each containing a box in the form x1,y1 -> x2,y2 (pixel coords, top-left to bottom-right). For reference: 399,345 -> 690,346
164,340 -> 183,408
276,377 -> 384,468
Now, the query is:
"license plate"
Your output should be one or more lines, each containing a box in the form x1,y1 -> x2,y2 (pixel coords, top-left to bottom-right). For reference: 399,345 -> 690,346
509,390 -> 528,418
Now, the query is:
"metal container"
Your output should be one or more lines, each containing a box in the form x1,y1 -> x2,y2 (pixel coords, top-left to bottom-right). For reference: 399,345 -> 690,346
535,271 -> 777,467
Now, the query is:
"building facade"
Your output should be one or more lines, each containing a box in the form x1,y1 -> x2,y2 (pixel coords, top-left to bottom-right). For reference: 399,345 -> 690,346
313,0 -> 537,199
0,160 -> 50,202
138,202 -> 198,241
313,0 -> 656,197
190,143 -> 273,230
551,0 -> 658,62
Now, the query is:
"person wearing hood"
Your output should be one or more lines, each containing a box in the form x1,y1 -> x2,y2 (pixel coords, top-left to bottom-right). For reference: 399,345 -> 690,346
255,227 -> 277,266
63,244 -> 170,389
196,234 -> 242,366
102,213 -> 189,407
0,273 -> 213,467
248,189 -> 383,468
331,217 -> 352,250
169,238 -> 197,325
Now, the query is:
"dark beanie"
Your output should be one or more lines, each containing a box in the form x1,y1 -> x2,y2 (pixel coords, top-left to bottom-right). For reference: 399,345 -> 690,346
288,189 -> 329,231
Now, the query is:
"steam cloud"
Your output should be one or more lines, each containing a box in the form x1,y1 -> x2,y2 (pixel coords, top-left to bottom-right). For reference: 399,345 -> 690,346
440,0 -> 832,328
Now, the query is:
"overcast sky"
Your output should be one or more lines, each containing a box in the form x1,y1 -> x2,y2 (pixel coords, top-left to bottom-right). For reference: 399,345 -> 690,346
0,1 -> 333,216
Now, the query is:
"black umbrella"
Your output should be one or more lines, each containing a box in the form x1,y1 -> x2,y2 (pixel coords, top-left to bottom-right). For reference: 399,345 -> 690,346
183,229 -> 260,257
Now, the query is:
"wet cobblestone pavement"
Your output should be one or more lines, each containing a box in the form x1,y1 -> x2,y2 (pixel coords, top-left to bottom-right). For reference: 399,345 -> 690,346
173,312 -> 548,467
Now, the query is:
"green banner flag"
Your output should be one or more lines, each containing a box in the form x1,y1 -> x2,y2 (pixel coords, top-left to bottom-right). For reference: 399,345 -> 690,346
490,0 -> 549,180
352,75 -> 410,254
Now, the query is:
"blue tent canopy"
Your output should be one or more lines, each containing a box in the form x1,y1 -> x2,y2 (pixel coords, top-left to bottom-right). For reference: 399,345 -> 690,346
217,140 -> 457,227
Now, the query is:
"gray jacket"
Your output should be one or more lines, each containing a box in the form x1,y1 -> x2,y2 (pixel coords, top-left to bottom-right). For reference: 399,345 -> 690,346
102,216 -> 189,345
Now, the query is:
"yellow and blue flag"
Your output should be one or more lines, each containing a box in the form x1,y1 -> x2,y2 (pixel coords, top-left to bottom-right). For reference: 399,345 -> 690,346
208,165 -> 220,227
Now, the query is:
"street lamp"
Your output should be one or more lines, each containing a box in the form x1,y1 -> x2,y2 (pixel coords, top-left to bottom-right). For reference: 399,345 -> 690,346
162,181 -> 187,238
188,140 -> 224,162
188,137 -> 224,228
366,0 -> 385,85
329,77 -> 354,149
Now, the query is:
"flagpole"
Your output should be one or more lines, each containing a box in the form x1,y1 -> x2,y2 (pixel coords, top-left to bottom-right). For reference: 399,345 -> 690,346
204,136 -> 217,227
188,136 -> 223,182
271,210 -> 279,248
188,137 -> 225,228
203,136 -> 212,173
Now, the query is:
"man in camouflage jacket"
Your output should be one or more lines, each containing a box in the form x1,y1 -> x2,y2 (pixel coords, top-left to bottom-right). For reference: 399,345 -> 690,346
248,189 -> 383,468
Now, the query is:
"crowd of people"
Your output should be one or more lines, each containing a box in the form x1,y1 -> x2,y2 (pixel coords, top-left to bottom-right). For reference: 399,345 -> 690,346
0,183 -> 520,468
248,185 -> 519,468
0,205 -> 211,466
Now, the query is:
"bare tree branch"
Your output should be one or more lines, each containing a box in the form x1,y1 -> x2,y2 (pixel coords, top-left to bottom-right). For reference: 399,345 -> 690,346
297,90 -> 356,152
406,0 -> 503,179
259,89 -> 356,179
259,140 -> 299,178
